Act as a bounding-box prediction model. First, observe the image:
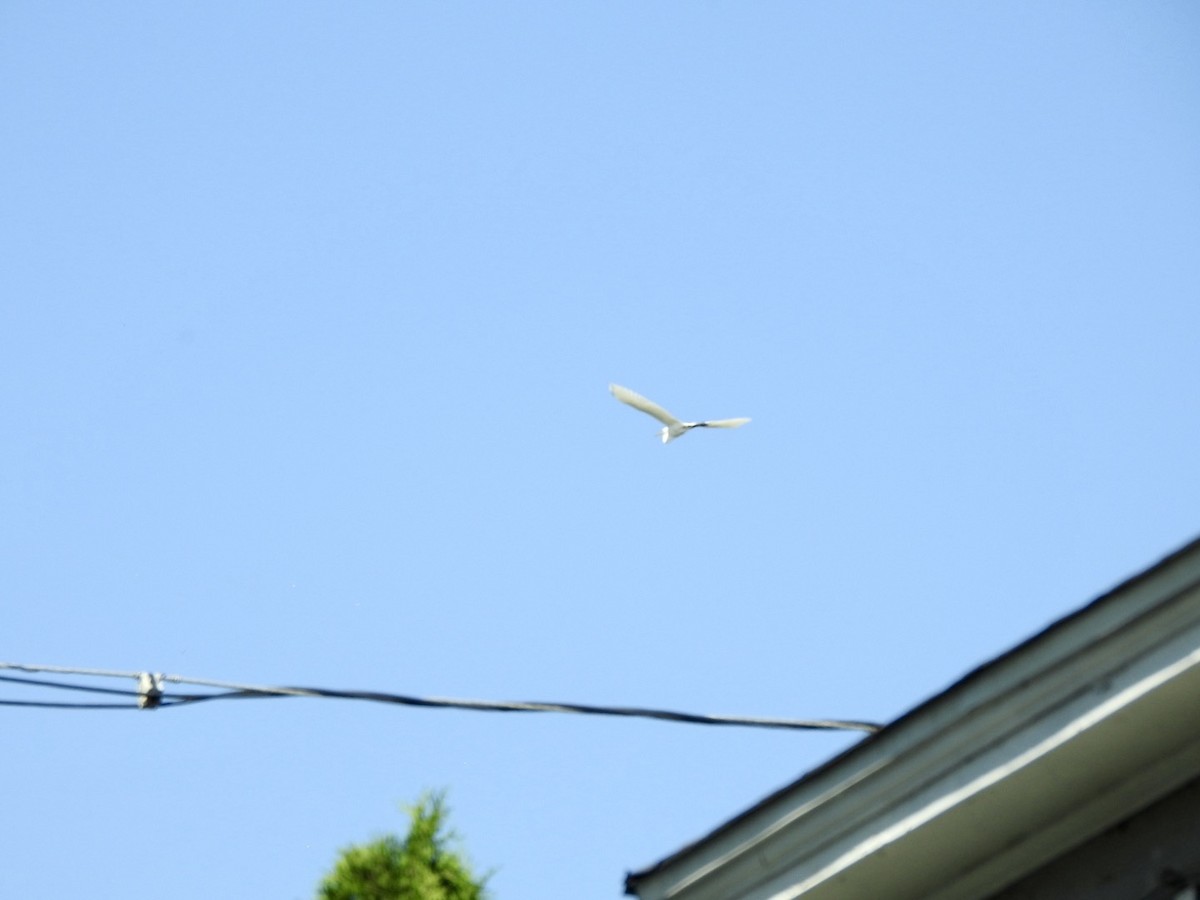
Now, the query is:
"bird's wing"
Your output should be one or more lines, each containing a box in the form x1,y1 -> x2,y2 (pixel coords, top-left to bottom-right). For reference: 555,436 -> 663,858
609,384 -> 682,427
699,417 -> 751,429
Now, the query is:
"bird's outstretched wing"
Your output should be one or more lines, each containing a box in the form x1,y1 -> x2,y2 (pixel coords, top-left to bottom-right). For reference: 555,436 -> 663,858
699,417 -> 751,429
609,383 -> 682,427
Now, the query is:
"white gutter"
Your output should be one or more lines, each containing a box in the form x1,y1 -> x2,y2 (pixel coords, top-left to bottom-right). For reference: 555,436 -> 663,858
628,536 -> 1200,900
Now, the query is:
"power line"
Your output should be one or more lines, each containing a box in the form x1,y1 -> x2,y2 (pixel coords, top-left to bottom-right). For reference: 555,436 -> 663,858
0,699 -> 136,709
0,672 -> 147,698
0,662 -> 883,733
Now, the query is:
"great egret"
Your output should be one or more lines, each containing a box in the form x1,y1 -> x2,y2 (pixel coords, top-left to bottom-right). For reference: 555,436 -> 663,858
609,383 -> 750,444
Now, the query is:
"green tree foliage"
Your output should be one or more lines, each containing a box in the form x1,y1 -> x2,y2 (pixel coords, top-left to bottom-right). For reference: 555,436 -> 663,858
316,792 -> 488,900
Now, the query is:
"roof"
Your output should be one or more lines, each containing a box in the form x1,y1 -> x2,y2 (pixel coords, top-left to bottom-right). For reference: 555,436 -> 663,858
626,534 -> 1200,900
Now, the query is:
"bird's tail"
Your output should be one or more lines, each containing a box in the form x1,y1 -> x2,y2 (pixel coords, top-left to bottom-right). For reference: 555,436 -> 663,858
662,424 -> 691,443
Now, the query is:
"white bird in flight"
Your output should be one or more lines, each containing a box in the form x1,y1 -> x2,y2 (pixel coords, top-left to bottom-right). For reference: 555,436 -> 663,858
609,383 -> 751,444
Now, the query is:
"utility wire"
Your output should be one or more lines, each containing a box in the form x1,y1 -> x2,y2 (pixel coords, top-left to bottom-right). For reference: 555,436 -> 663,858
0,673 -> 218,708
0,662 -> 883,733
0,672 -> 146,698
0,700 -> 136,709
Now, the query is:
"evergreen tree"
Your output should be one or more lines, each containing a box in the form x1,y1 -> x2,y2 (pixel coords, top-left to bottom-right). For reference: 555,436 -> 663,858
316,792 -> 488,900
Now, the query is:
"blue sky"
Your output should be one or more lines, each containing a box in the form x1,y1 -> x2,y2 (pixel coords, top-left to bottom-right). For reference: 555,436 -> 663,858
2,4 -> 1198,898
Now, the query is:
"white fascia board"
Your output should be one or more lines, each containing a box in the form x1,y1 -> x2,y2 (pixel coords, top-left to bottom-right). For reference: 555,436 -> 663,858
630,538 -> 1200,900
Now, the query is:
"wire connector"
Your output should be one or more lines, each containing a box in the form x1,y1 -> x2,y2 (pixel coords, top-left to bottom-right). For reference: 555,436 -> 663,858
136,672 -> 164,710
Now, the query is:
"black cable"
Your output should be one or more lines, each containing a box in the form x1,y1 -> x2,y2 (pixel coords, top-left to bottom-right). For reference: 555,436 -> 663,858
0,673 -> 142,698
0,663 -> 883,733
0,699 -> 137,709
158,684 -> 881,732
